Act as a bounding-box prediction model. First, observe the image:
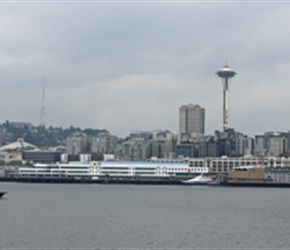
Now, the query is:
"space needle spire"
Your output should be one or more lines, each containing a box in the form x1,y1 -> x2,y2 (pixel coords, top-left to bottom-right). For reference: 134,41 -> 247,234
216,65 -> 237,132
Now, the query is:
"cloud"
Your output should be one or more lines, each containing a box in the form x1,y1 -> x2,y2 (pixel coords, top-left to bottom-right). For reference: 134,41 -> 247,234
48,73 -> 187,136
0,2 -> 290,137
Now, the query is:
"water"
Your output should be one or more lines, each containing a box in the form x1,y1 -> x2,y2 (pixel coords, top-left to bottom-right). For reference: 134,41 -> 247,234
1,182 -> 290,249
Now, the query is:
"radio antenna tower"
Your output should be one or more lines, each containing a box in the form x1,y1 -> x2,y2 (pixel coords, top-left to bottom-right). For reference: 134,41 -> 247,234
40,77 -> 46,129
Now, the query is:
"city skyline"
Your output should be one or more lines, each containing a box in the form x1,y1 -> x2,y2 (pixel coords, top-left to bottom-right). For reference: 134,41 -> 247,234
0,2 -> 290,137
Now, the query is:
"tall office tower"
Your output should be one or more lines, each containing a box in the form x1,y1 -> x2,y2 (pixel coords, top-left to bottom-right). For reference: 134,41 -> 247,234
179,103 -> 205,135
216,65 -> 237,131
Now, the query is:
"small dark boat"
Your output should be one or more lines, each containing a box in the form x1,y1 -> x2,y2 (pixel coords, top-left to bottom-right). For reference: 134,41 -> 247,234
0,192 -> 7,198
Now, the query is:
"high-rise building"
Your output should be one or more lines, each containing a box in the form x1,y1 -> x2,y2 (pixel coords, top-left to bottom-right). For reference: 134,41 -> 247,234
66,132 -> 88,155
179,103 -> 205,135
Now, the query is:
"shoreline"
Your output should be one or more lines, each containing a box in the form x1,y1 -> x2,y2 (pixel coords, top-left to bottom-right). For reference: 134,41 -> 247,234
2,177 -> 290,187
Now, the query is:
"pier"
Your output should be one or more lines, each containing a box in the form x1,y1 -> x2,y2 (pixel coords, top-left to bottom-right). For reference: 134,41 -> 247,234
0,176 -> 184,185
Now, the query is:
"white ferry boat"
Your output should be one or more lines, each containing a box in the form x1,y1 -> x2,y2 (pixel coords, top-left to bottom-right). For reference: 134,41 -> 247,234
17,160 -> 209,180
181,174 -> 218,185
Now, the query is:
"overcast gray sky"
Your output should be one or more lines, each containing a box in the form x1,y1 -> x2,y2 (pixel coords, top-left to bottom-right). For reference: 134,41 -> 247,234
0,1 -> 289,137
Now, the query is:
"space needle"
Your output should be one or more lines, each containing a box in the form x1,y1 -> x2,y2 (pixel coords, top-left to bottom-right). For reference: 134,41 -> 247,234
216,65 -> 237,132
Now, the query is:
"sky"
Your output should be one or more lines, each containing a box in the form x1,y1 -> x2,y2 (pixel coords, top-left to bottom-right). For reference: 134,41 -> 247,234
0,1 -> 290,138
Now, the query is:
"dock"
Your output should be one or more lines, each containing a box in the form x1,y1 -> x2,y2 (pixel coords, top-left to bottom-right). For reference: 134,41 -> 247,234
12,176 -> 183,184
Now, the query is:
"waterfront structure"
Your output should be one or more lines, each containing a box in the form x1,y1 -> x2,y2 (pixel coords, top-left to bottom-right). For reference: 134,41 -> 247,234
179,104 -> 205,135
129,131 -> 152,141
0,138 -> 38,164
114,130 -> 176,161
147,138 -> 174,159
90,132 -> 118,155
66,132 -> 88,155
227,166 -> 290,186
255,132 -> 290,157
0,138 -> 38,151
22,150 -> 61,164
176,129 -> 252,159
192,135 -> 217,158
188,156 -> 290,173
17,156 -> 209,180
13,153 -> 290,182
176,143 -> 194,158
148,130 -> 176,159
176,135 -> 217,158
216,65 -> 237,131
204,156 -> 259,173
0,151 -> 23,164
14,157 -> 290,186
215,129 -> 253,157
114,137 -> 147,161
265,167 -> 290,183
141,155 -> 261,173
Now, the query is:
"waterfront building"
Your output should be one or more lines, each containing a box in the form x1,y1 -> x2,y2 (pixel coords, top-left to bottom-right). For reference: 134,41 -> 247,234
114,130 -> 176,161
22,150 -> 61,164
0,150 -> 23,164
129,131 -> 152,141
192,135 -> 217,158
17,157 -> 209,180
147,138 -> 173,159
215,129 -> 253,157
227,166 -> 290,185
0,138 -> 38,164
265,167 -> 290,183
66,132 -> 88,155
114,138 -> 147,161
48,145 -> 67,154
152,130 -> 176,141
0,138 -> 38,151
90,132 -> 118,155
254,132 -> 290,157
176,129 -> 252,159
179,104 -> 205,136
189,156 -> 290,173
176,135 -> 217,158
147,131 -> 176,159
204,156 -> 259,173
151,155 -> 260,173
176,143 -> 194,158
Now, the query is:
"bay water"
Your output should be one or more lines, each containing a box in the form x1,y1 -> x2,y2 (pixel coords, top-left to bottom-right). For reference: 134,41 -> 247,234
1,182 -> 290,249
